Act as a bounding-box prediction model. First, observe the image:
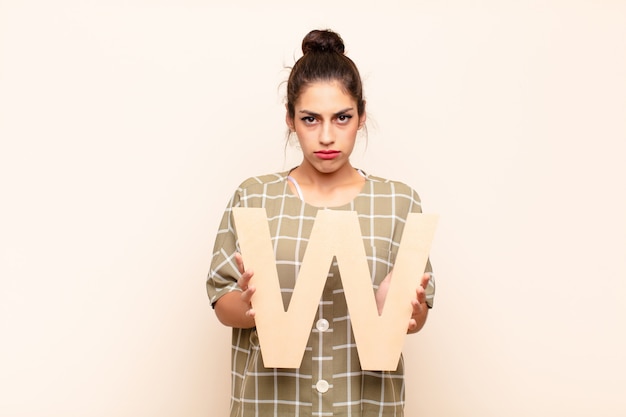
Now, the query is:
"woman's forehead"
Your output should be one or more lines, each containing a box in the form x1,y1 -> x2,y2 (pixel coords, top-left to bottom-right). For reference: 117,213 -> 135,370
295,81 -> 357,111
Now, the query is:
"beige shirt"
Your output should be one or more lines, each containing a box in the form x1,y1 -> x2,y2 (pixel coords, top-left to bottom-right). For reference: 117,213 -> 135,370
207,170 -> 434,417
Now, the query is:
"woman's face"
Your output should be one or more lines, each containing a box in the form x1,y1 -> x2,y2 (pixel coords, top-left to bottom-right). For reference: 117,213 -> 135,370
287,80 -> 366,175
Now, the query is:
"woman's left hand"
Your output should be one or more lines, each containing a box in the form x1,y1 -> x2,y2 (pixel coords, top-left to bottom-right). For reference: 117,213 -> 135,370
407,273 -> 431,334
376,271 -> 431,334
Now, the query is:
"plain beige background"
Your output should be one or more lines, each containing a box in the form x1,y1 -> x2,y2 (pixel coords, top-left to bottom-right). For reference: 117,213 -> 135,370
1,1 -> 625,416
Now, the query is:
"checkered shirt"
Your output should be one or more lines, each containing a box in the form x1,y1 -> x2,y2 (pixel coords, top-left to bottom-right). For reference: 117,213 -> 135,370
207,170 -> 434,417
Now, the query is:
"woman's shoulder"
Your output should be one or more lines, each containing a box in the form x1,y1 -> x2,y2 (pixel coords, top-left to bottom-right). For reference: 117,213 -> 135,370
225,171 -> 290,208
236,171 -> 289,192
364,171 -> 420,199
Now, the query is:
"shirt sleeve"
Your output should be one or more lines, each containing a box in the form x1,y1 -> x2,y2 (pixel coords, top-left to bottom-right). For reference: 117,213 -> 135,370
206,189 -> 243,308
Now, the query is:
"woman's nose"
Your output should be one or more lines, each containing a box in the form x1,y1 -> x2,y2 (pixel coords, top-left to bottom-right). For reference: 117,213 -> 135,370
319,123 -> 334,144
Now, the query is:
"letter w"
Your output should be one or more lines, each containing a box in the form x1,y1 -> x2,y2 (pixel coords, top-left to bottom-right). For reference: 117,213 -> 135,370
233,208 -> 437,371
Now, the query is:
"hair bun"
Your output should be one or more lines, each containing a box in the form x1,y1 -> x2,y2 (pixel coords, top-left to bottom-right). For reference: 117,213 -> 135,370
302,29 -> 345,54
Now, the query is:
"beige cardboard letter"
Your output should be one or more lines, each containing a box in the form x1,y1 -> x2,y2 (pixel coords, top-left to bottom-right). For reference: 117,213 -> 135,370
233,207 -> 437,370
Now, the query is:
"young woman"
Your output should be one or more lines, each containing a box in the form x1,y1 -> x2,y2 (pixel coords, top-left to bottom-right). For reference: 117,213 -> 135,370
207,29 -> 434,417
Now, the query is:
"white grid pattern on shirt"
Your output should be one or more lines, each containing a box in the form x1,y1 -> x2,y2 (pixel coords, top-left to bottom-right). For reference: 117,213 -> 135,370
207,170 -> 434,417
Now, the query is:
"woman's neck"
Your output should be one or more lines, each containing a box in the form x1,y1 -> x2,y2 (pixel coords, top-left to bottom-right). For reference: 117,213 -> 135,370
288,163 -> 365,207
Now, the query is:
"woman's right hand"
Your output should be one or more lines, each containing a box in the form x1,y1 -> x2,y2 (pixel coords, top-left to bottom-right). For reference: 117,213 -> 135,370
214,253 -> 257,328
235,252 -> 256,319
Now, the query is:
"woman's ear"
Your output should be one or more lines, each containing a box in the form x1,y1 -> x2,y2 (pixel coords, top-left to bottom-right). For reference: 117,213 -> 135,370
285,106 -> 295,131
358,101 -> 367,130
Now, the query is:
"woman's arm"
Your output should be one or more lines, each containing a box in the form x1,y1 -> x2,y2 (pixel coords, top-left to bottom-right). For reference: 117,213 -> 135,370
214,253 -> 257,329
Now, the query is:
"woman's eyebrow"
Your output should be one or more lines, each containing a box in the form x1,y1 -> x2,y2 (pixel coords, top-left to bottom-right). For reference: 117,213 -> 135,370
298,107 -> 354,117
298,109 -> 320,117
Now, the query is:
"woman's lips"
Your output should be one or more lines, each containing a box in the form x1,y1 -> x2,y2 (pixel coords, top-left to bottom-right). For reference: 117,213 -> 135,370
315,150 -> 340,160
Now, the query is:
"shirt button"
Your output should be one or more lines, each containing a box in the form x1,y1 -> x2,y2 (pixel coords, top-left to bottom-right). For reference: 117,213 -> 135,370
316,319 -> 329,332
316,379 -> 330,393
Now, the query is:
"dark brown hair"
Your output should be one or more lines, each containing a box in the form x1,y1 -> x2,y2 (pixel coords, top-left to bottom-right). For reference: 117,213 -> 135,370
286,29 -> 365,119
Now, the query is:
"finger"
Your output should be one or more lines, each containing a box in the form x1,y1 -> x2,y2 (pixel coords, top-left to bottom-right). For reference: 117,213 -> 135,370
412,296 -> 426,313
245,308 -> 256,319
420,272 -> 431,289
407,318 -> 418,333
240,285 -> 256,303
415,286 -> 426,305
238,270 -> 254,292
234,252 -> 245,274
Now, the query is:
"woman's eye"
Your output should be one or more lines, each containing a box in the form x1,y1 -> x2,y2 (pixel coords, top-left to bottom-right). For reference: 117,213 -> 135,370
337,114 -> 353,123
301,116 -> 316,124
